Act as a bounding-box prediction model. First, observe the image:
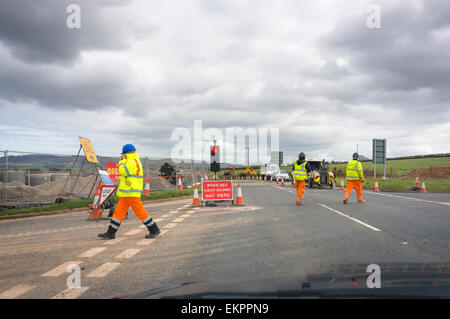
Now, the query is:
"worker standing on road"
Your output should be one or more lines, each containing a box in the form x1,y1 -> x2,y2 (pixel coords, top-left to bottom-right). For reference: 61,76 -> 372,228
343,153 -> 365,204
292,152 -> 312,205
98,144 -> 161,239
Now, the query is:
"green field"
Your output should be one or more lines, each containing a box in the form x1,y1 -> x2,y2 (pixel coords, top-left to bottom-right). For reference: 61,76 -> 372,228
335,177 -> 450,193
329,157 -> 450,177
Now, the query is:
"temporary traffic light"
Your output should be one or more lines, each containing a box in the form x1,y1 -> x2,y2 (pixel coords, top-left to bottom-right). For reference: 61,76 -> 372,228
210,145 -> 220,172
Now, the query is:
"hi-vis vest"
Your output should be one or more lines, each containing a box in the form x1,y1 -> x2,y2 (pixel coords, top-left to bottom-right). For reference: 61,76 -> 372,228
117,152 -> 144,197
345,160 -> 364,181
293,161 -> 308,181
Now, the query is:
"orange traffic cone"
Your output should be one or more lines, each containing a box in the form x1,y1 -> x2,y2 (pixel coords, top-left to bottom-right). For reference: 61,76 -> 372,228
177,176 -> 183,190
143,178 -> 150,196
374,179 -> 379,192
281,177 -> 285,186
421,180 -> 427,193
276,176 -> 279,184
340,179 -> 345,190
90,186 -> 103,218
204,173 -> 208,181
235,182 -> 244,205
192,184 -> 200,206
414,176 -> 420,189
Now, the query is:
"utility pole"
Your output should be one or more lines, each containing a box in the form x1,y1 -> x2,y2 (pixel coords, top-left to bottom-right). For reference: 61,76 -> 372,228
2,150 -> 8,203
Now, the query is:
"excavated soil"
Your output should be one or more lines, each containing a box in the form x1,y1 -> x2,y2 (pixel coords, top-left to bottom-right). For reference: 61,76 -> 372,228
404,167 -> 450,179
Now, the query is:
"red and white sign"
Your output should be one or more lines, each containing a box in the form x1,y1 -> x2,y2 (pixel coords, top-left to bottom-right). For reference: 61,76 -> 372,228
201,180 -> 233,201
98,184 -> 117,208
106,163 -> 120,181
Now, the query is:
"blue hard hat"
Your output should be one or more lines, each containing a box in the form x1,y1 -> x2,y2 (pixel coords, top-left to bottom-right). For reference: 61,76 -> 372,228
352,152 -> 359,159
122,144 -> 136,154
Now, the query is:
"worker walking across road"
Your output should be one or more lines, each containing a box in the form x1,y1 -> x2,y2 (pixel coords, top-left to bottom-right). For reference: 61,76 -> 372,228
343,153 -> 365,204
292,152 -> 312,205
98,144 -> 161,239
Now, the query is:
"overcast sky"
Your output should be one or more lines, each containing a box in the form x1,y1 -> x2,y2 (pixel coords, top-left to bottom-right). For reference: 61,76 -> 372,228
0,0 -> 449,164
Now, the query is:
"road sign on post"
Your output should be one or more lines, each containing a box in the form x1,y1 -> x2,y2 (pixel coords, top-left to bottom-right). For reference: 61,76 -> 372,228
372,139 -> 387,180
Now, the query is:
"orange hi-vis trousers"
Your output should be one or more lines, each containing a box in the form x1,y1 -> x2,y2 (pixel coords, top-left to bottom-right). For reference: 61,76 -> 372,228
343,180 -> 363,201
296,181 -> 306,201
113,197 -> 150,221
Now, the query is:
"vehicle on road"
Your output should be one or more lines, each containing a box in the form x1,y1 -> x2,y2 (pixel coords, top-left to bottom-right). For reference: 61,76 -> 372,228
306,160 -> 331,189
260,164 -> 280,180
272,170 -> 290,182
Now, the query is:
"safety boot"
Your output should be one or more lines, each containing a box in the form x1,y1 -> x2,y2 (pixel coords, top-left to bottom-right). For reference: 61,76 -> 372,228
296,198 -> 303,205
98,231 -> 115,240
343,199 -> 348,204
145,223 -> 161,238
357,199 -> 365,203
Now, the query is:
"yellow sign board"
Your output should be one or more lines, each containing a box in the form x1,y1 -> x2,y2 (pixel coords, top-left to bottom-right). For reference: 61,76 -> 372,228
79,136 -> 98,163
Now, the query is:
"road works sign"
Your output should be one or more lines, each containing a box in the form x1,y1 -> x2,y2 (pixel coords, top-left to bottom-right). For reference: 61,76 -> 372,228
106,163 -> 120,180
372,139 -> 386,164
202,180 -> 233,201
79,136 -> 98,163
98,170 -> 113,185
98,184 -> 117,207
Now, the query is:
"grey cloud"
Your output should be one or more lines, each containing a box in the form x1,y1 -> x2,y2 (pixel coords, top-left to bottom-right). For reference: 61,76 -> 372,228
0,0 -> 134,64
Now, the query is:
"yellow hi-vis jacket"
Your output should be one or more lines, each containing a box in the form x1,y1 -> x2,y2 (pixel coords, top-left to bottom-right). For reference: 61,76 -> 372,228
345,160 -> 364,181
293,161 -> 308,181
117,152 -> 144,197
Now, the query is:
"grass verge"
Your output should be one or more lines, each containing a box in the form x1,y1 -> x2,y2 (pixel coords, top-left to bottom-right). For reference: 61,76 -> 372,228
1,184 -> 202,217
336,177 -> 450,192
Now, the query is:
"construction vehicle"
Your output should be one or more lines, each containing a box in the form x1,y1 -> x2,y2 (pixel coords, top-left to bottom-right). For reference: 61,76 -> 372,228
223,166 -> 235,178
306,160 -> 331,189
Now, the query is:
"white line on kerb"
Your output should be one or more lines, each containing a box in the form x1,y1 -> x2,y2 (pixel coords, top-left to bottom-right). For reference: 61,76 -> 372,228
318,203 -> 381,232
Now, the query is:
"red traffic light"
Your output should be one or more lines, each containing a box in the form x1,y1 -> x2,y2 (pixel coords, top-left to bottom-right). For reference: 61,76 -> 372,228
211,147 -> 218,156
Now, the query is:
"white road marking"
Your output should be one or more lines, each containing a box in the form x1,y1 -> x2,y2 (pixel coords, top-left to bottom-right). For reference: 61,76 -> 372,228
137,239 -> 156,246
160,229 -> 168,235
169,210 -> 180,214
42,261 -> 83,277
0,285 -> 35,299
180,214 -> 191,218
103,238 -> 125,245
163,223 -> 177,229
78,247 -> 106,258
161,214 -> 170,218
124,229 -> 143,236
115,248 -> 142,260
51,287 -> 89,299
87,262 -> 121,278
173,217 -> 185,223
366,191 -> 450,206
318,203 -> 381,232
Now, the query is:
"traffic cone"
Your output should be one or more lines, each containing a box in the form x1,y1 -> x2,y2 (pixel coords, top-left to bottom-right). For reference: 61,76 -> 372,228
421,180 -> 427,193
374,179 -> 380,192
281,177 -> 285,186
177,176 -> 183,190
270,176 -> 273,183
192,184 -> 200,206
90,186 -> 102,218
414,176 -> 420,189
204,173 -> 208,181
235,183 -> 244,205
143,178 -> 150,196
340,179 -> 345,190
276,176 -> 279,184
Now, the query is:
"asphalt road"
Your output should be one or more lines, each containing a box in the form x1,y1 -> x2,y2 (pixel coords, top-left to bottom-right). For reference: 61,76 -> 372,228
0,181 -> 449,298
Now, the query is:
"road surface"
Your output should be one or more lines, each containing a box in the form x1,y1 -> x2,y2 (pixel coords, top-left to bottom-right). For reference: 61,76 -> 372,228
0,180 -> 449,298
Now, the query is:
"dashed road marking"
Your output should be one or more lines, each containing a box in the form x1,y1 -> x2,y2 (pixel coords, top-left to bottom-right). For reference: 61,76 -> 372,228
42,261 -> 83,277
78,247 -> 106,258
51,287 -> 89,299
103,238 -> 125,245
161,214 -> 170,218
180,214 -> 191,218
115,248 -> 142,260
318,203 -> 381,232
173,217 -> 185,223
124,229 -> 143,236
137,239 -> 156,246
87,262 -> 121,278
0,285 -> 35,299
164,223 -> 177,229
160,229 -> 168,235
